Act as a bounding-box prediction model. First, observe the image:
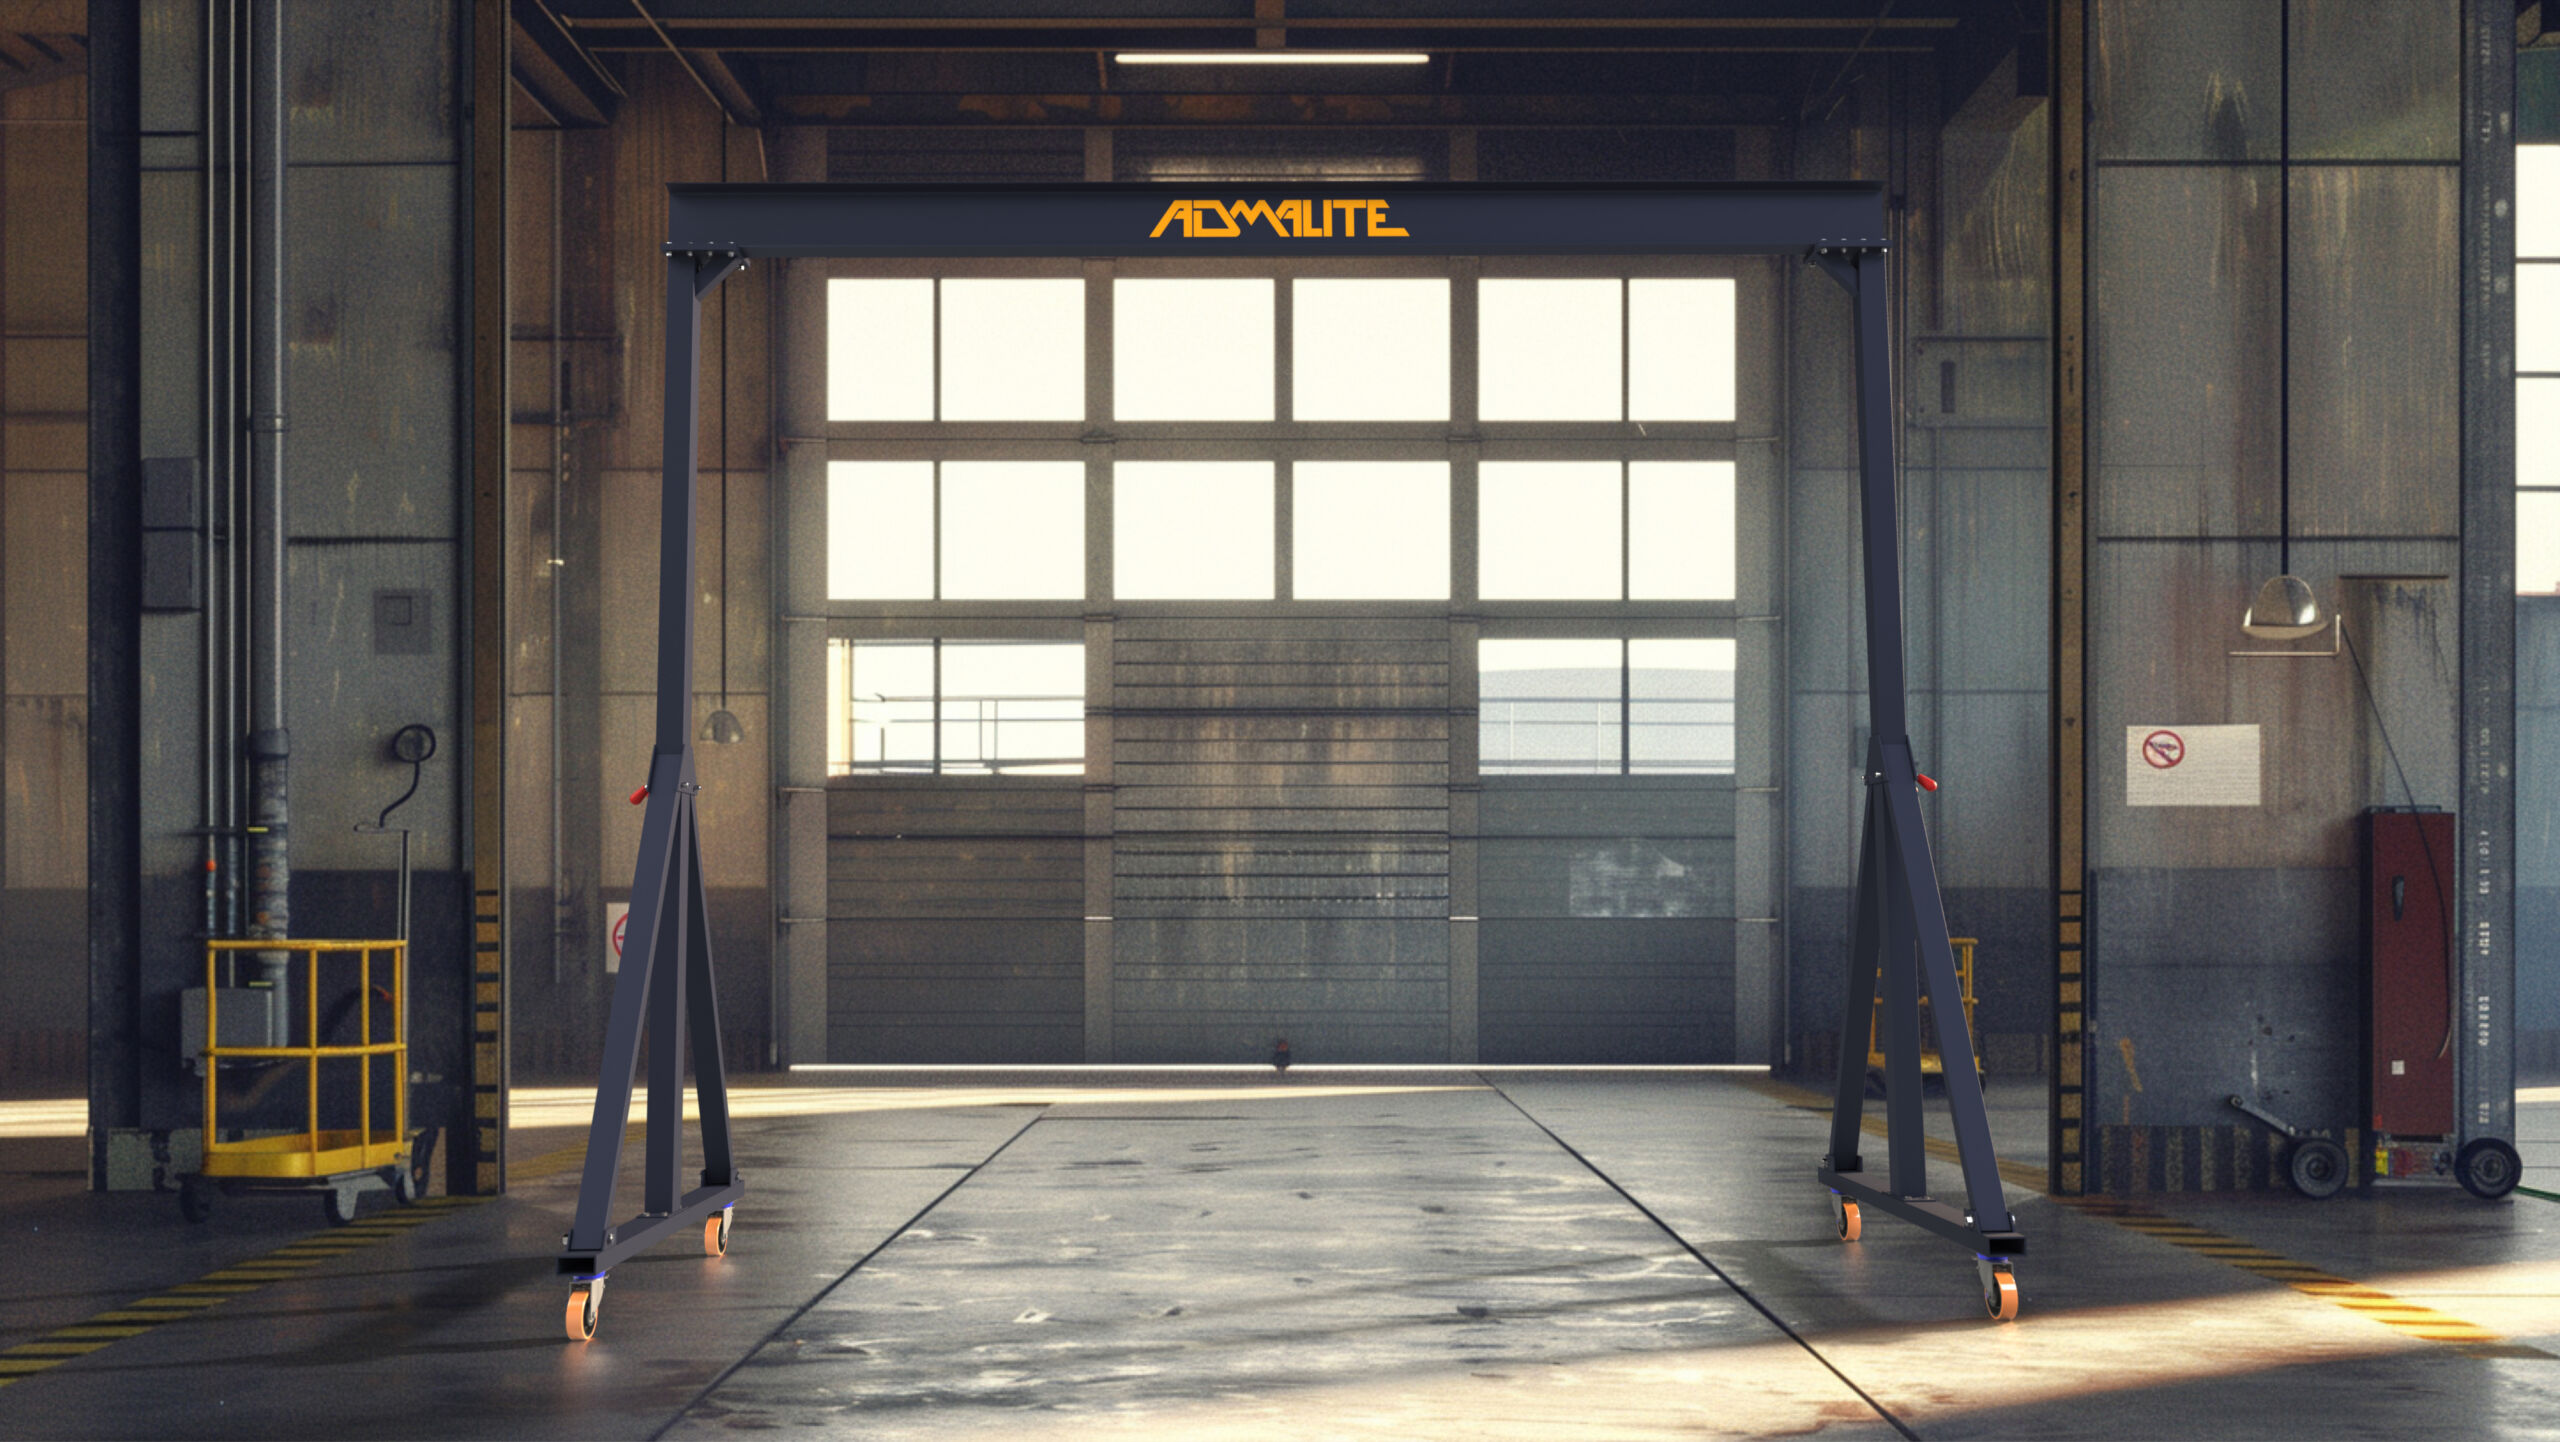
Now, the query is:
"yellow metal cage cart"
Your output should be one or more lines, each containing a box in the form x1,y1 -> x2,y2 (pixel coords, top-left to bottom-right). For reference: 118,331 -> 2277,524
181,939 -> 425,1226
1866,937 -> 1982,1094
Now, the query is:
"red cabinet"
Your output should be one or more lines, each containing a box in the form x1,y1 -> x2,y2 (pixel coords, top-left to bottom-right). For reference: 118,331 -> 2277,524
2365,809 -> 2455,1138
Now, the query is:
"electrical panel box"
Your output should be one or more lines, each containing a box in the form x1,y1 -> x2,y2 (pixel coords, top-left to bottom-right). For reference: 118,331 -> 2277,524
2364,808 -> 2454,1138
179,985 -> 286,1074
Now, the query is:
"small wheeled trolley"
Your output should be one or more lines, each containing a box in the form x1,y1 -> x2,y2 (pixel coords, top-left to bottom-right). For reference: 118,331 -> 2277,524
181,939 -> 428,1227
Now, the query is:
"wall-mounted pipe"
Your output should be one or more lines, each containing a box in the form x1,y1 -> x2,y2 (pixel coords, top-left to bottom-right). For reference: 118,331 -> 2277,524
244,0 -> 289,956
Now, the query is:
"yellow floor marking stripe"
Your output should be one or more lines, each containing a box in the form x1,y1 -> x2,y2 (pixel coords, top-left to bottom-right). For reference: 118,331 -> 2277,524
1747,1073 -> 2545,1359
0,1193 -> 488,1392
2070,1200 -> 2543,1358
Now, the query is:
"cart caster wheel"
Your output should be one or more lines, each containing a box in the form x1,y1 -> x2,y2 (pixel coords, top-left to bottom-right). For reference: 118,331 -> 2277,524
703,1205 -> 733,1258
1828,1192 -> 1861,1242
179,1177 -> 214,1225
2287,1138 -> 2349,1200
2456,1137 -> 2522,1200
1978,1260 -> 2019,1322
392,1165 -> 419,1206
324,1187 -> 360,1227
565,1280 -> 602,1343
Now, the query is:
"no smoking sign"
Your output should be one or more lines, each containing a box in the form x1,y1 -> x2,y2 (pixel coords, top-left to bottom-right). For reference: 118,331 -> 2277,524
2141,729 -> 2185,769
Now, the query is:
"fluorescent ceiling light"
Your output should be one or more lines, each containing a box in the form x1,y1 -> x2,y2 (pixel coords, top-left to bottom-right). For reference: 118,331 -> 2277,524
1114,51 -> 1430,65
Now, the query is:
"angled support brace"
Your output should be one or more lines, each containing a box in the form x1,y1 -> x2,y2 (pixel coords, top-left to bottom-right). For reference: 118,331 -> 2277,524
1809,246 -> 2024,1269
557,253 -> 746,1283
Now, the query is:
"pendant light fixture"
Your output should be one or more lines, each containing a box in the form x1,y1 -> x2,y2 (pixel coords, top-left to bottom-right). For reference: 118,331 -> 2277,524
2235,3 -> 2337,660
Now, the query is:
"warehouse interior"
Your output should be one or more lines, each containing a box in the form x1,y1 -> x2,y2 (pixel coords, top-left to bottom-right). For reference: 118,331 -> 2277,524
2,0 -> 2559,1435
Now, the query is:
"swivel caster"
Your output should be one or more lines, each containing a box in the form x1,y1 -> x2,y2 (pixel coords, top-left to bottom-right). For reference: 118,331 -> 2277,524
1828,1191 -> 1861,1242
2287,1138 -> 2349,1200
1977,1257 -> 2019,1322
703,1205 -> 734,1258
2456,1138 -> 2522,1200
179,1176 -> 215,1225
565,1276 -> 605,1342
324,1186 -> 361,1227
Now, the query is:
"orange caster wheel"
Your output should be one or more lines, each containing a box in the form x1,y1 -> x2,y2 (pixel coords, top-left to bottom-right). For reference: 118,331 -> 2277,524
703,1206 -> 733,1258
1978,1259 -> 2018,1322
1828,1192 -> 1861,1242
565,1279 -> 603,1342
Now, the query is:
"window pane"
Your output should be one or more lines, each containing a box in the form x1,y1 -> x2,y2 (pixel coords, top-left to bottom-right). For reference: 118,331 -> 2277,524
1294,461 -> 1449,600
940,643 -> 1085,775
1628,461 -> 1737,600
1629,638 -> 1736,775
1479,461 -> 1621,600
1114,461 -> 1276,599
1628,278 -> 1737,422
826,279 -> 934,421
2522,146 -> 2560,260
1479,638 -> 1621,774
941,279 -> 1083,421
1293,279 -> 1450,421
1479,279 -> 1621,421
2525,493 -> 2560,594
1115,278 -> 1274,421
827,461 -> 934,599
940,461 -> 1086,599
2523,379 -> 2560,488
847,642 -> 935,772
2521,264 -> 2560,374
826,639 -> 852,777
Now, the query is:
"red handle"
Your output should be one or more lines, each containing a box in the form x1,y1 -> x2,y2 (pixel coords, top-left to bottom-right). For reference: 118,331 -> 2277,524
629,785 -> 650,805
1915,772 -> 1939,792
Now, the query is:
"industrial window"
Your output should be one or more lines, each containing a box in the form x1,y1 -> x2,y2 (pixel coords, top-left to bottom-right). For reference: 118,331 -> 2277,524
1115,461 -> 1277,599
1292,278 -> 1450,421
1293,461 -> 1449,600
825,277 -> 1084,422
1115,278 -> 1275,420
1479,638 -> 1736,775
1478,461 -> 1737,600
1478,278 -> 1738,422
827,640 -> 1085,777
1484,642 -> 1740,778
2521,144 -> 2560,593
825,460 -> 1084,600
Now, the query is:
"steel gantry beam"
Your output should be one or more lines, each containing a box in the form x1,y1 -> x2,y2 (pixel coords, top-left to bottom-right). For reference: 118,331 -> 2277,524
556,179 -> 2024,1338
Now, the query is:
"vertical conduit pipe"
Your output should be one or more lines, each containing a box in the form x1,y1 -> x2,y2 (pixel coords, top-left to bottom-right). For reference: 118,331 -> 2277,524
244,0 -> 289,960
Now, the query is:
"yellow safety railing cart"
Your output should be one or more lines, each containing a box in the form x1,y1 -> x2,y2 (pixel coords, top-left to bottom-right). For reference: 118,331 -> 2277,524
181,939 -> 424,1226
1865,937 -> 1983,1097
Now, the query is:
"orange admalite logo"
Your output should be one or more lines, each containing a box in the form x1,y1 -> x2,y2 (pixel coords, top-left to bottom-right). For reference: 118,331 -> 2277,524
1149,198 -> 1408,239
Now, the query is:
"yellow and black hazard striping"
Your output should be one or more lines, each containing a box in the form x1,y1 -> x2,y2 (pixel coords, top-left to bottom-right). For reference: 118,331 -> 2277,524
0,1196 -> 482,1389
0,1116 -> 640,1390
2070,1201 -> 2551,1359
1752,1073 -> 2548,1357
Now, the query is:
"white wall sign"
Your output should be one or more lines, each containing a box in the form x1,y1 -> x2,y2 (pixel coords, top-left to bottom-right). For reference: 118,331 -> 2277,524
2125,724 -> 2260,807
606,901 -> 630,973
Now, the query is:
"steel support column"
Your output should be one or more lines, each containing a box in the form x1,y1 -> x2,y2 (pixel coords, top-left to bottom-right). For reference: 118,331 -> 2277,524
2457,0 -> 2517,1152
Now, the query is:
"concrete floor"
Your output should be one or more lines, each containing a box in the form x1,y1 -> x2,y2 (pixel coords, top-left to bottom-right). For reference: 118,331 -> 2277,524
1,1072 -> 2556,1440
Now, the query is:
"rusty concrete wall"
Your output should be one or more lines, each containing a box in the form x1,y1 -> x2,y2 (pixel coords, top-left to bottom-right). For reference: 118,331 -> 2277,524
1,68 -> 88,1081
2082,0 -> 2467,1147
505,59 -> 774,1079
1785,58 -> 2060,1082
113,0 -> 473,1178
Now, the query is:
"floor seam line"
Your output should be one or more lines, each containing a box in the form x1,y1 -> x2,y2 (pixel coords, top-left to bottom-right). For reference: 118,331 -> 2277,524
646,1107 -> 1051,1442
1477,1072 -> 1924,1442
